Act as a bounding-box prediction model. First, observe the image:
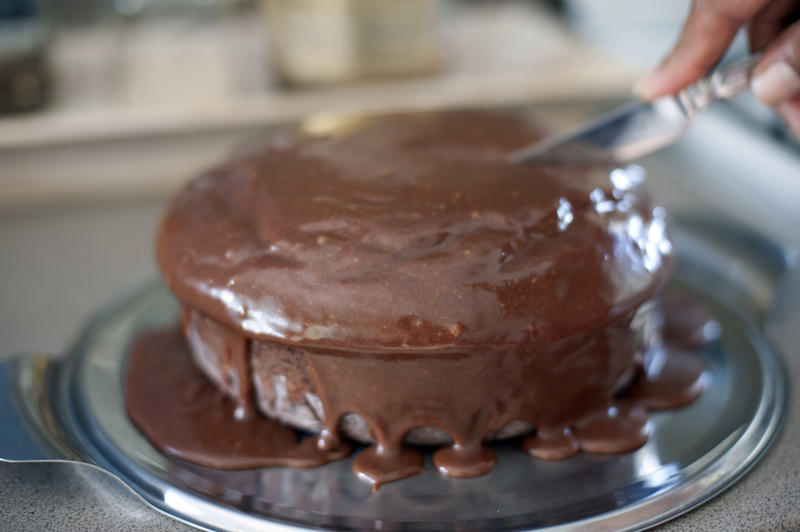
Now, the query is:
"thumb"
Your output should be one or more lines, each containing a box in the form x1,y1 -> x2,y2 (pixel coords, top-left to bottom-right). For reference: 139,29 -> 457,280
752,19 -> 800,106
635,0 -> 769,100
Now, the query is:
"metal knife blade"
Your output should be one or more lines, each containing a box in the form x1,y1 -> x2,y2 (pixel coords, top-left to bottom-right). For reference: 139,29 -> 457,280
509,54 -> 760,164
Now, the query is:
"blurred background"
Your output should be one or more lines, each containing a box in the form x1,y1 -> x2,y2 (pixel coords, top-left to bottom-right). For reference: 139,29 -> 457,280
0,0 -> 754,209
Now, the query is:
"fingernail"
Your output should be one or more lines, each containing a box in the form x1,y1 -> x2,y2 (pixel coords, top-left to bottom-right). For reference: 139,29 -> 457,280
752,61 -> 800,106
634,69 -> 658,100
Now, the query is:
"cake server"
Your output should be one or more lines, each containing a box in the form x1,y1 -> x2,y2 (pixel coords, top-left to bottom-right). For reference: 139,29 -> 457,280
509,55 -> 760,163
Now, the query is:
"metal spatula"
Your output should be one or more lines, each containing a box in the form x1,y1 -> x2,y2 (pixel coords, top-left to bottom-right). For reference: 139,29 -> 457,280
509,55 -> 760,164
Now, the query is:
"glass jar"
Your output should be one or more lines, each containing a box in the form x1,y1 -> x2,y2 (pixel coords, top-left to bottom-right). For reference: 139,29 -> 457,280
262,0 -> 442,86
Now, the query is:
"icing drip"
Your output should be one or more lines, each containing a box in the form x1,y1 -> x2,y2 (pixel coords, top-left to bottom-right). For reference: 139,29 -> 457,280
522,428 -> 579,460
572,402 -> 652,454
626,348 -> 707,410
184,308 -> 254,420
352,445 -> 424,491
299,313 -> 641,484
126,288 -> 714,488
432,443 -> 497,478
126,328 -> 350,469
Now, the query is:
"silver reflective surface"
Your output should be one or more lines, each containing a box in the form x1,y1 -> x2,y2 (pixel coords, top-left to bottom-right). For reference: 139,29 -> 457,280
509,56 -> 760,164
0,220 -> 789,532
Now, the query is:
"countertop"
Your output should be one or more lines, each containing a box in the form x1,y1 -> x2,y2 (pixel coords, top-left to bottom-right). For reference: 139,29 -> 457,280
1,149 -> 799,530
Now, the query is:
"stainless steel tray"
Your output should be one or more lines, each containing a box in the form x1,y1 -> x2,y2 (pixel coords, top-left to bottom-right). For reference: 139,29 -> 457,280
0,218 -> 790,532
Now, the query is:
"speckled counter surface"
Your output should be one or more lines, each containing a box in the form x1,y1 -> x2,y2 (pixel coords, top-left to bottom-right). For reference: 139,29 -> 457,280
1,198 -> 798,531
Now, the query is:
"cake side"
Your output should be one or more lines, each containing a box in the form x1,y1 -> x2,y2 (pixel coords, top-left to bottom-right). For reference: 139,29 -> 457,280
181,297 -> 661,445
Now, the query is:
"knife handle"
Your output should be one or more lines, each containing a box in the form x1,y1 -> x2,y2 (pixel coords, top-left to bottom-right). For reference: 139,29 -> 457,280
677,54 -> 760,117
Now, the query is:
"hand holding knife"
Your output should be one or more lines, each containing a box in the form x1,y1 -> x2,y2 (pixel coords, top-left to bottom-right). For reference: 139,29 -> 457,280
509,55 -> 760,164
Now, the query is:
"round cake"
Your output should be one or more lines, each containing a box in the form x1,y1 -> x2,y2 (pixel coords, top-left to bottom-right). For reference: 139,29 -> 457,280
155,111 -> 684,484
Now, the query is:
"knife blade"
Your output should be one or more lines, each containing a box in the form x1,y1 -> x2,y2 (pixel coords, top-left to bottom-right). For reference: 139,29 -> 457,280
509,54 -> 760,164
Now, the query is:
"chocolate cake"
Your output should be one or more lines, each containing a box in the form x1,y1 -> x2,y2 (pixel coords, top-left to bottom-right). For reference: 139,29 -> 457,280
138,111 -> 706,488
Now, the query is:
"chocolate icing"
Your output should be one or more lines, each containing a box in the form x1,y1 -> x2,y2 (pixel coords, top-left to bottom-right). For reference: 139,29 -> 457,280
126,328 -> 350,469
140,111 -> 708,489
126,297 -> 711,487
157,112 -> 671,349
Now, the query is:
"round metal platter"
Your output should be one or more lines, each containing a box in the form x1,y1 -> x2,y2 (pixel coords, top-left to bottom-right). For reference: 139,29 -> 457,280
1,222 -> 789,532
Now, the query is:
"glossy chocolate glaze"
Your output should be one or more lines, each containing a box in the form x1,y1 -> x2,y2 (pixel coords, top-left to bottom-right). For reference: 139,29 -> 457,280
304,308 -> 649,488
126,327 -> 351,469
157,112 -> 671,349
126,298 -> 710,487
145,111 -> 703,488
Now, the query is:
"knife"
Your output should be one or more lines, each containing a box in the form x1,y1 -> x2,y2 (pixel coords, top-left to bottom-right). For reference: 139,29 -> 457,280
509,55 -> 760,164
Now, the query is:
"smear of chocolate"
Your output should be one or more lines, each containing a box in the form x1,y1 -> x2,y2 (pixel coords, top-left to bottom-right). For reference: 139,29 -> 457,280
125,328 -> 350,470
126,293 -> 712,488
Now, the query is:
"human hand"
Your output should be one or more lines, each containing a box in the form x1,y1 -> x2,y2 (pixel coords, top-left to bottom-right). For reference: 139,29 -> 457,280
635,0 -> 800,138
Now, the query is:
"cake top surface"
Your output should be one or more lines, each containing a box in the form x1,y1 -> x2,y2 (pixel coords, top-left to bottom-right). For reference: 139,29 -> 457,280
157,111 -> 672,350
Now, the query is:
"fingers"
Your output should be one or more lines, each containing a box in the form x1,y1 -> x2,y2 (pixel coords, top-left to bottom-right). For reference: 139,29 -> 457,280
635,0 -> 800,139
752,19 -> 800,106
748,0 -> 799,50
636,0 -> 770,100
